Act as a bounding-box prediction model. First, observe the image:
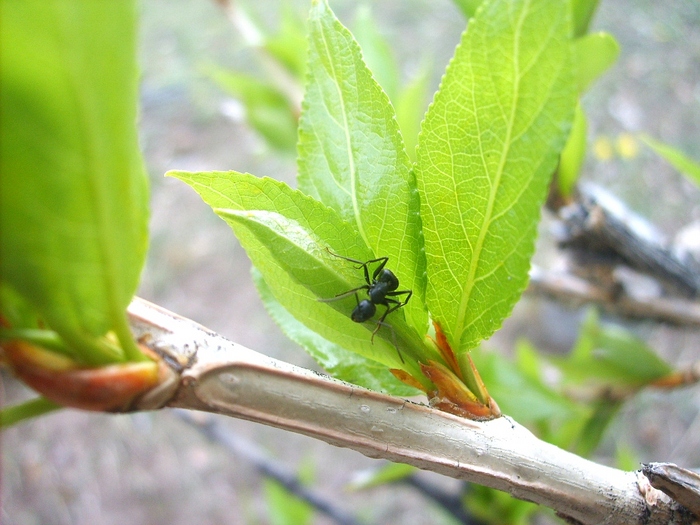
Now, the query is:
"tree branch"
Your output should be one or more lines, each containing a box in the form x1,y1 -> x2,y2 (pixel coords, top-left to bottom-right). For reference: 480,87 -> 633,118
127,298 -> 695,524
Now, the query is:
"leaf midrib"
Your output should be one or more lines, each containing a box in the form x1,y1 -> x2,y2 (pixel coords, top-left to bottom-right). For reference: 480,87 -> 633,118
316,16 -> 370,250
453,2 -> 529,345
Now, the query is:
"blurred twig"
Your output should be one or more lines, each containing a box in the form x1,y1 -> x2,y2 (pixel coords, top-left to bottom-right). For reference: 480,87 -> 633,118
176,410 -> 362,525
527,265 -> 700,328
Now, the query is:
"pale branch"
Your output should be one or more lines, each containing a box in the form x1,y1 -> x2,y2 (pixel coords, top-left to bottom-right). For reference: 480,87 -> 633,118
127,298 -> 696,524
642,463 -> 700,517
527,265 -> 700,328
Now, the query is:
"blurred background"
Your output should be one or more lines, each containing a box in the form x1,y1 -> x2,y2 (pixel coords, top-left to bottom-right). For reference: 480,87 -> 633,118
3,1 -> 700,524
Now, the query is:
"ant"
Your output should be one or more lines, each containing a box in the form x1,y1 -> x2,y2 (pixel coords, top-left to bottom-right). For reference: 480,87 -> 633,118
321,250 -> 412,357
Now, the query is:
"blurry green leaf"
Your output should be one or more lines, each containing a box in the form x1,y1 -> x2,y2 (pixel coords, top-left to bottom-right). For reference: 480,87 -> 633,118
348,462 -> 416,490
465,484 -> 538,525
353,5 -> 399,100
472,345 -> 580,423
615,443 -> 639,471
0,397 -> 62,428
297,0 -> 427,336
1,1 -> 149,364
572,398 -> 622,457
571,0 -> 601,37
395,66 -> 431,163
574,32 -> 620,93
253,268 -> 421,396
263,3 -> 308,80
263,479 -> 314,525
169,171 -> 432,384
640,134 -> 700,187
559,102 -> 588,196
207,67 -> 298,152
559,309 -> 672,387
451,0 -> 483,18
415,0 -> 576,354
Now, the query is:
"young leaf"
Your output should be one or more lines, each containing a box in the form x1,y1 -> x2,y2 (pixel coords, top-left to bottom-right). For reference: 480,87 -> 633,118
297,0 -> 427,335
352,5 -> 399,101
169,171 -> 432,381
0,1 -> 149,364
415,0 -> 576,354
559,102 -> 588,196
640,134 -> 700,187
571,0 -> 601,37
263,479 -> 314,525
574,32 -> 620,93
253,269 -> 420,396
207,67 -> 298,152
395,67 -> 431,163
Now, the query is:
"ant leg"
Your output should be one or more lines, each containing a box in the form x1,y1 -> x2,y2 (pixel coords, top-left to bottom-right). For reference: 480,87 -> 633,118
325,249 -> 388,286
370,316 -> 404,363
385,289 -> 412,307
318,285 -> 368,302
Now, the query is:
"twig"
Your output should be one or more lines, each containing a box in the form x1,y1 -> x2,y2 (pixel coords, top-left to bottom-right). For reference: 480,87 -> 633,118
555,185 -> 700,297
402,477 -> 484,525
527,265 -> 700,327
126,297 -> 694,525
175,410 -> 362,525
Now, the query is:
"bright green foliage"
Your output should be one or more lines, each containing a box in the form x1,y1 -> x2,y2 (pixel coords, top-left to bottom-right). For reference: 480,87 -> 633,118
0,397 -> 62,427
557,309 -> 672,387
451,0 -> 484,18
641,134 -> 700,187
559,103 -> 588,196
207,67 -> 299,152
415,0 -> 576,354
353,5 -> 400,101
394,69 -> 431,163
253,269 -> 420,396
464,483 -> 538,525
0,1 -> 149,364
297,0 -> 428,336
574,32 -> 620,93
263,3 -> 309,80
571,0 -> 601,37
347,462 -> 417,490
169,171 -> 433,382
263,479 -> 314,525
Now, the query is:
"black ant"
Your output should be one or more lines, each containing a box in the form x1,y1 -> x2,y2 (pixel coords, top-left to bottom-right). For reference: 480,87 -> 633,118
320,250 -> 412,357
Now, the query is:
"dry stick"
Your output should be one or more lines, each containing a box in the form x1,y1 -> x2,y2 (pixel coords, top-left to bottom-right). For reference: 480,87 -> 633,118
527,265 -> 700,328
127,298 -> 695,525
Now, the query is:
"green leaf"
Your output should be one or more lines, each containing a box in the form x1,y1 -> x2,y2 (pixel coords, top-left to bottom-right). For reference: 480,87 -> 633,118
263,479 -> 314,525
571,0 -> 600,37
559,102 -> 588,196
395,66 -> 431,163
451,0 -> 484,18
559,309 -> 672,387
0,397 -> 63,428
207,67 -> 298,152
253,269 -> 420,396
348,462 -> 417,490
471,345 -> 579,423
640,134 -> 700,187
297,0 -> 427,336
0,1 -> 149,364
352,5 -> 399,101
572,399 -> 622,457
168,171 -> 433,383
263,3 -> 308,80
415,0 -> 576,354
574,32 -> 620,93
